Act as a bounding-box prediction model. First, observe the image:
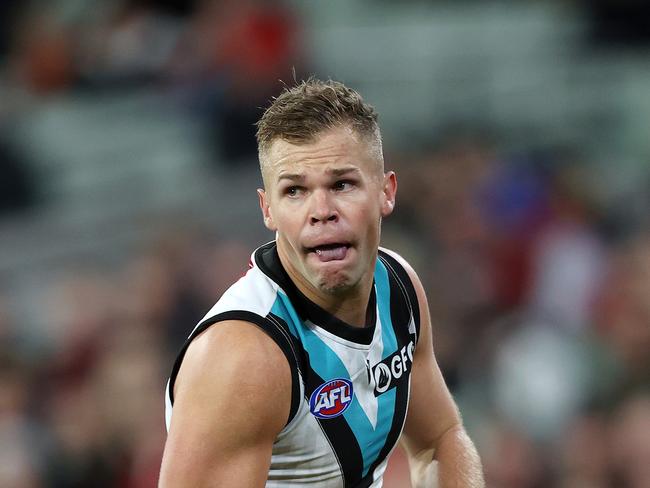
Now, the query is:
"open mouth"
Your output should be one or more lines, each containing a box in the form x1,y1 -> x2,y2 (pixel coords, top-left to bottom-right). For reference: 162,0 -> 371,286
306,243 -> 351,262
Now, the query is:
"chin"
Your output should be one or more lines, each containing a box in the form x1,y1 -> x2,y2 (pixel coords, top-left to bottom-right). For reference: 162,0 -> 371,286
316,271 -> 361,296
319,281 -> 353,296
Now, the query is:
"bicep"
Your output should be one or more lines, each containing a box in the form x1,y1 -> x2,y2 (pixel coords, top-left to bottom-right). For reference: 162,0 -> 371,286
402,310 -> 460,457
159,321 -> 292,488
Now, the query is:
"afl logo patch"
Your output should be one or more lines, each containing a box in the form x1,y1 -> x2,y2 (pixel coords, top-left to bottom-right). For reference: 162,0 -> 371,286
309,378 -> 353,419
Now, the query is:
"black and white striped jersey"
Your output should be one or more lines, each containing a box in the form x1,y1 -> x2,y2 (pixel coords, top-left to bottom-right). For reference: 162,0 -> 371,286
166,241 -> 420,487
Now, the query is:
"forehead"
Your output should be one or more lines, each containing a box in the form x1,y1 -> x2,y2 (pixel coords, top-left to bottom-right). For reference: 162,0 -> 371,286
262,125 -> 381,181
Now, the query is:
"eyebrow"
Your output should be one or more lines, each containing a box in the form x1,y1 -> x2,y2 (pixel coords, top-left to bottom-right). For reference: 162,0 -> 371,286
276,166 -> 361,183
277,173 -> 305,183
328,167 -> 361,177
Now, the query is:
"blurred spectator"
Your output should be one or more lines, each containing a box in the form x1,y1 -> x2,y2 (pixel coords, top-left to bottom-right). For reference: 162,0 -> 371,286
171,0 -> 305,163
44,382 -> 119,487
609,393 -> 650,488
129,0 -> 200,17
74,1 -> 184,89
595,235 -> 650,392
585,0 -> 650,48
558,412 -> 612,488
482,421 -> 547,488
0,352 -> 43,488
526,159 -> 607,332
0,135 -> 38,215
90,322 -> 166,487
9,11 -> 76,95
0,0 -> 21,61
492,322 -> 596,442
41,270 -> 117,390
118,229 -> 250,353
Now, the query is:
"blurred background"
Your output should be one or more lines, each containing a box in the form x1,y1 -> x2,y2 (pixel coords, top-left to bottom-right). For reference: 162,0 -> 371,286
1,0 -> 650,486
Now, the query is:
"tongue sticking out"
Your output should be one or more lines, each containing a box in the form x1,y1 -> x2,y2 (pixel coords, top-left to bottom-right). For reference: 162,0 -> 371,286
314,245 -> 348,262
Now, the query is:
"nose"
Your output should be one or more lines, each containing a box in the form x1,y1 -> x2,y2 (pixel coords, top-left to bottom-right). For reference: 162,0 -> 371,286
309,189 -> 338,225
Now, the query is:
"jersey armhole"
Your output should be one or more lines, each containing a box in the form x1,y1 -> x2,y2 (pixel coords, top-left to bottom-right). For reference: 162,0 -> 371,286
167,310 -> 301,428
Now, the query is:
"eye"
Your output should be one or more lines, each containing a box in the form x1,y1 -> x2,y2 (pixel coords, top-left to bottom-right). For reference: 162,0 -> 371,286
284,186 -> 303,197
333,180 -> 354,191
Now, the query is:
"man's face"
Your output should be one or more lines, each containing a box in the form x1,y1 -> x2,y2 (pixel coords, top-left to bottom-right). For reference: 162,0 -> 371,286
258,125 -> 397,298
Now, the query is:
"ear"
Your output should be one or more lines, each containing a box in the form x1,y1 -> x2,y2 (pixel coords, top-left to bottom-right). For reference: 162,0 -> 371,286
380,171 -> 397,217
258,188 -> 277,231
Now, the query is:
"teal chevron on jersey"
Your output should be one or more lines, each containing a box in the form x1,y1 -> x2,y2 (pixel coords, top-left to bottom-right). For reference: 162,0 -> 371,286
375,258 -> 398,356
370,258 -> 399,475
267,259 -> 402,478
271,294 -> 300,337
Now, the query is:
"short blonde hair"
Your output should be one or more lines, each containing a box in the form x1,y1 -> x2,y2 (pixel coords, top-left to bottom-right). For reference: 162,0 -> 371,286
256,78 -> 382,162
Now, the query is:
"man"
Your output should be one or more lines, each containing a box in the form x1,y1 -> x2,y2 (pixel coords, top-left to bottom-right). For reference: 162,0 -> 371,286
159,79 -> 484,487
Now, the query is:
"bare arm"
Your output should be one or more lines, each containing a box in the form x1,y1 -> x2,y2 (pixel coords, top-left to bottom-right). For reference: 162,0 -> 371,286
383,250 -> 484,488
159,320 -> 292,487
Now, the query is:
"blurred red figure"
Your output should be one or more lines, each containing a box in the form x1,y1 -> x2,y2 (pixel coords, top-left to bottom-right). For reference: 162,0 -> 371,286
181,0 -> 304,161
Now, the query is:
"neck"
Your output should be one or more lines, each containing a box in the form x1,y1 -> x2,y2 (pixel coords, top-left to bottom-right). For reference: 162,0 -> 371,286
278,248 -> 374,328
312,287 -> 372,328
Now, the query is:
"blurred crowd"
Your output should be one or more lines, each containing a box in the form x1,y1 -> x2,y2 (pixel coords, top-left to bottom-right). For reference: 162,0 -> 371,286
0,0 -> 304,188
0,228 -> 254,487
1,1 -> 650,488
389,135 -> 650,487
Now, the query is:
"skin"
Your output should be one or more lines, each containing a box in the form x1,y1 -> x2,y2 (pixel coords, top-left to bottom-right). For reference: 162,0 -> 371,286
159,124 -> 484,487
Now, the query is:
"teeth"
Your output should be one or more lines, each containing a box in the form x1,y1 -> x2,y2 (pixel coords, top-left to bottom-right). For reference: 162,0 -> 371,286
316,249 -> 322,256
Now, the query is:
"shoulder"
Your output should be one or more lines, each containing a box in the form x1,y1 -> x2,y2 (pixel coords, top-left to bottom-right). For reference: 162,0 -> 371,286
178,319 -> 291,395
162,320 -> 292,486
378,247 -> 427,304
186,319 -> 288,366
379,247 -> 420,283
173,320 -> 292,432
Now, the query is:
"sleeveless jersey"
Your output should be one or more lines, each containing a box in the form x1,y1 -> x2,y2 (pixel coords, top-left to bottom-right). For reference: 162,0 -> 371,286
165,241 -> 420,487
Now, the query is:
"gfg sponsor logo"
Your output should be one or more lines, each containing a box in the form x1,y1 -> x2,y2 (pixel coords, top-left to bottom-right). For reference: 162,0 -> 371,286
309,378 -> 353,419
371,341 -> 415,396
